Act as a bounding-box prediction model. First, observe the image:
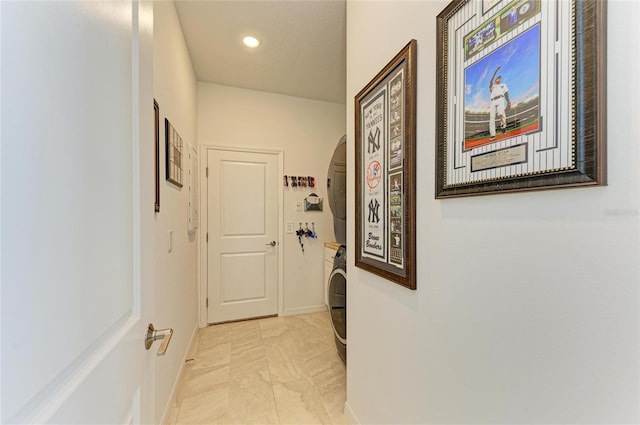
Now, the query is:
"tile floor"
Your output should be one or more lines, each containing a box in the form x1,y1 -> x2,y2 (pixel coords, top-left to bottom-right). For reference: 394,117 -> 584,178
164,312 -> 348,425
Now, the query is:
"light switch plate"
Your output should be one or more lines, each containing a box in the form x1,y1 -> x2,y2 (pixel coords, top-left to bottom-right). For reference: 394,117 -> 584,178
286,222 -> 294,234
296,201 -> 303,212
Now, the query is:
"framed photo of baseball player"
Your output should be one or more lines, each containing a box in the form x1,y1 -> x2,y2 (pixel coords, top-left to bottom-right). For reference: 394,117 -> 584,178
435,0 -> 607,198
355,40 -> 417,290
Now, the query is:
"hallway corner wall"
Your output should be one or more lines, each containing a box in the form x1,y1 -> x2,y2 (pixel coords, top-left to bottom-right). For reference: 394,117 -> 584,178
346,1 -> 639,424
153,1 -> 199,423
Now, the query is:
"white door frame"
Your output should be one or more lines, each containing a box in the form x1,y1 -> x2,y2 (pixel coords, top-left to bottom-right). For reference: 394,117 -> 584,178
198,144 -> 284,327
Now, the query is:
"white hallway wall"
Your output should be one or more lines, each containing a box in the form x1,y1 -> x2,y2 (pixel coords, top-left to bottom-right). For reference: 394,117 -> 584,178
346,1 -> 639,424
198,83 -> 346,316
153,2 -> 199,423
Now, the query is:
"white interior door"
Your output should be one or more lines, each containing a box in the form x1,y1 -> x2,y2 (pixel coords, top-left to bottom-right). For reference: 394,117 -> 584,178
207,149 -> 279,323
1,1 -> 156,423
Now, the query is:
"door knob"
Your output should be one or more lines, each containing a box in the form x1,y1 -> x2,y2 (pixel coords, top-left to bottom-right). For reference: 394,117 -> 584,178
265,241 -> 277,246
145,323 -> 173,356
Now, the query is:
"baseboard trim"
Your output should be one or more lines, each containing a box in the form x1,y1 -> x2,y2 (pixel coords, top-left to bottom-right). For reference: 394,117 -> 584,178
158,322 -> 199,424
344,401 -> 360,425
282,304 -> 328,317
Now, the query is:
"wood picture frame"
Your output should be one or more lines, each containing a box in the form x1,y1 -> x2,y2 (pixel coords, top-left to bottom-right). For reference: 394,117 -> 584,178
436,0 -> 606,198
154,99 -> 160,212
355,40 -> 417,290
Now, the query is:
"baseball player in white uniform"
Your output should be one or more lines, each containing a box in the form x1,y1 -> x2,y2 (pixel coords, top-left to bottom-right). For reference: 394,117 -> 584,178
489,66 -> 510,140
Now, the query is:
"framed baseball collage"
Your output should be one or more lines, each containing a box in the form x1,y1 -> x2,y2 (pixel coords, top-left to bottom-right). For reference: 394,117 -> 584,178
436,0 -> 607,197
355,40 -> 417,290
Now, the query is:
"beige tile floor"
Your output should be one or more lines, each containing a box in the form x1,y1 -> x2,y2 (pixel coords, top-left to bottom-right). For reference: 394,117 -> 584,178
165,312 -> 348,425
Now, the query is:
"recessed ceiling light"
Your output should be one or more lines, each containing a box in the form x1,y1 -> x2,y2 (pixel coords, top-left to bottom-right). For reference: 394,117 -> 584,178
243,36 -> 260,48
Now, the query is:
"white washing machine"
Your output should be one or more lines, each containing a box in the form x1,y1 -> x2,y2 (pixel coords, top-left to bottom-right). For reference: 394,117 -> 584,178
324,242 -> 340,307
328,245 -> 347,364
326,136 -> 347,364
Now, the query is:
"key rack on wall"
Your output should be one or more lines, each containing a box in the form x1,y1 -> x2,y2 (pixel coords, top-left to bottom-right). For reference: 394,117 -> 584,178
295,222 -> 317,253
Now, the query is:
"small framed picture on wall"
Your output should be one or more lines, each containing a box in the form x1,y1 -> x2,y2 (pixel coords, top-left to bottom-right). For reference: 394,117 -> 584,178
165,118 -> 184,188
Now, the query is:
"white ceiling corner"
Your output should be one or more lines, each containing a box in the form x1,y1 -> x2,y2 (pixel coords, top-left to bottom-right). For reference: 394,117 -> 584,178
174,0 -> 347,104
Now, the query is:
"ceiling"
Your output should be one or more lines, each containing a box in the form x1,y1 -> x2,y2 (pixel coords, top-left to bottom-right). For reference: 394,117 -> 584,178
174,0 -> 347,104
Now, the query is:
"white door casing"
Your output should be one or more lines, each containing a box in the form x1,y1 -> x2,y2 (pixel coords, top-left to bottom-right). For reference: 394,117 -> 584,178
206,148 -> 281,324
1,1 -> 155,423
